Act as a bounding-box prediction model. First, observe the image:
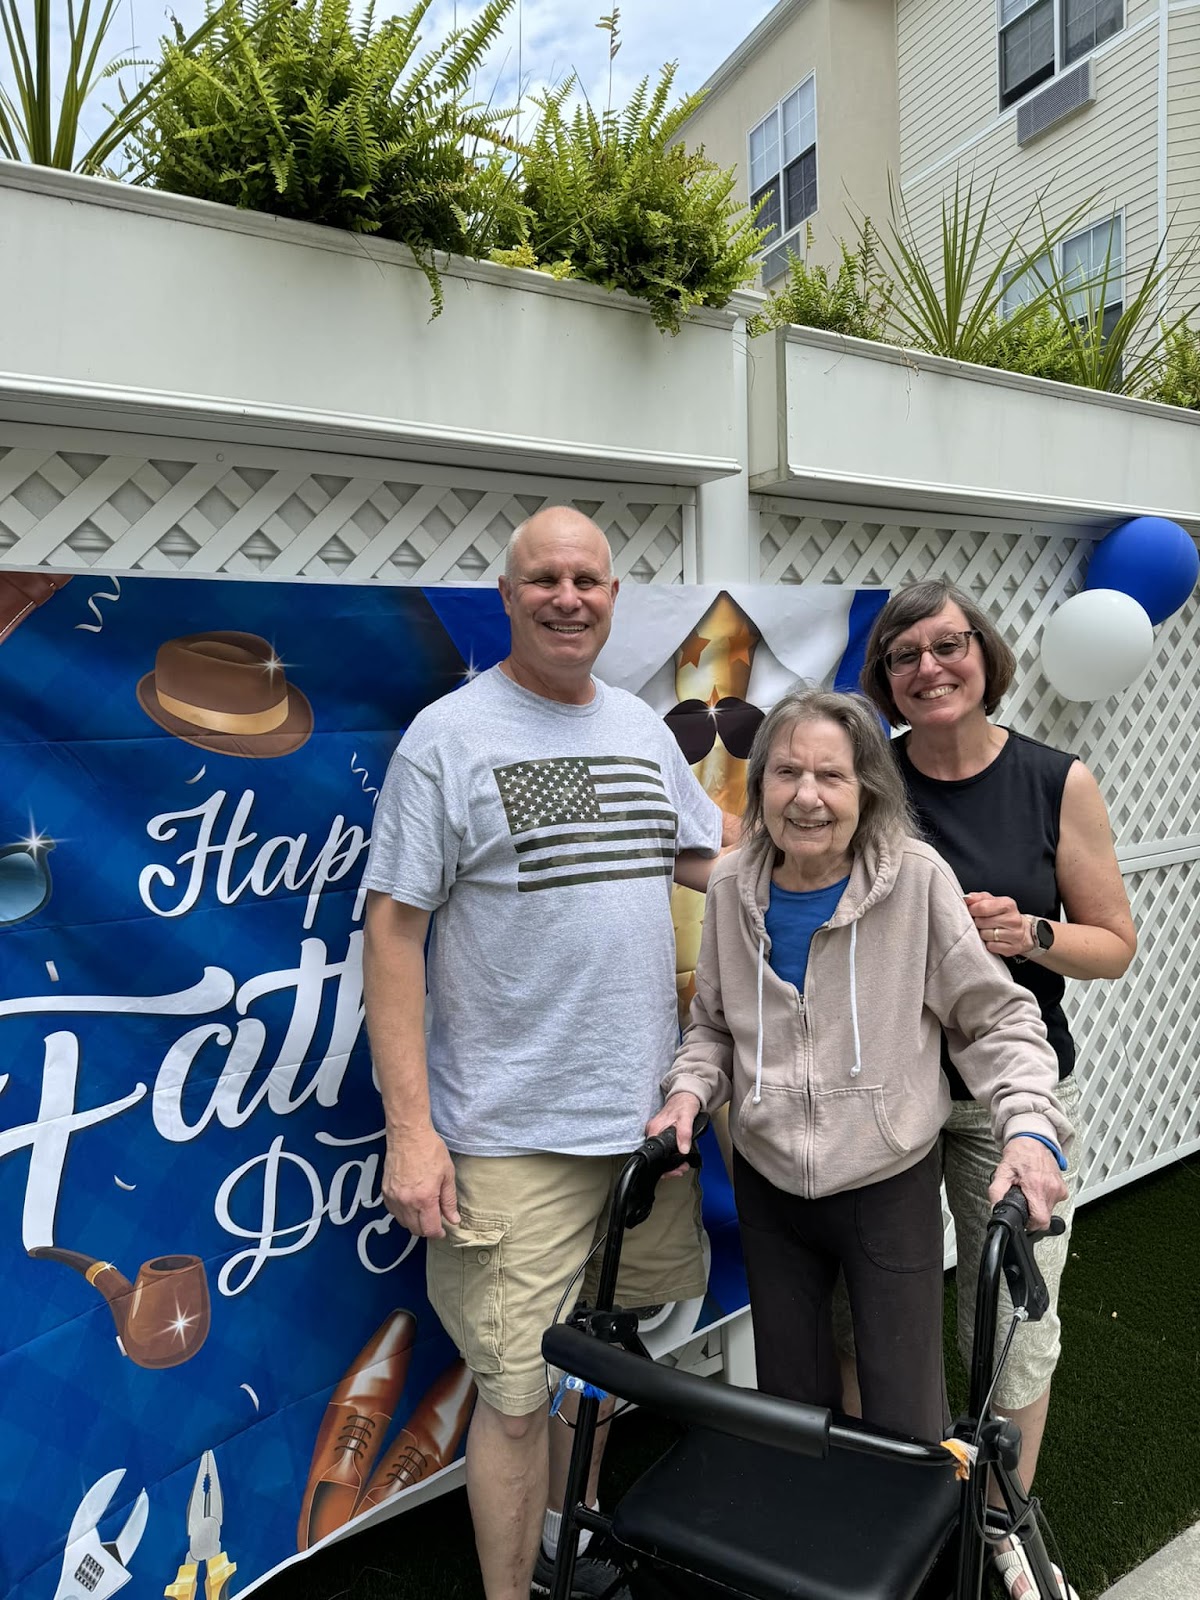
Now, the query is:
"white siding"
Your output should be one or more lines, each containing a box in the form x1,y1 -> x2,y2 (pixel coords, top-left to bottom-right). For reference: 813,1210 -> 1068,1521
898,0 -> 1161,181
898,0 -> 997,177
1167,6 -> 1200,315
897,19 -> 1161,323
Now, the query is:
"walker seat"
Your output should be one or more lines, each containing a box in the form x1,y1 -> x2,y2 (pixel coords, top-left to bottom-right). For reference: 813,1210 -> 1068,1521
610,1422 -> 960,1600
542,1122 -> 1069,1600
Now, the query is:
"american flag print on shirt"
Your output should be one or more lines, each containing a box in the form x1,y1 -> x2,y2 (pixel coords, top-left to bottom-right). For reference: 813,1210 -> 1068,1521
493,755 -> 679,892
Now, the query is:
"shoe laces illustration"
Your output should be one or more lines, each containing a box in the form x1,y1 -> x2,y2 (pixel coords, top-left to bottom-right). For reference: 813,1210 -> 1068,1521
357,1358 -> 477,1513
297,1310 -> 477,1548
165,1449 -> 236,1600
28,1246 -> 211,1369
53,1468 -> 148,1600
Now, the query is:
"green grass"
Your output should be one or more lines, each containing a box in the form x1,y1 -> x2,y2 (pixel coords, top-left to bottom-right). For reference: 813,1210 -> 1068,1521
262,1155 -> 1200,1600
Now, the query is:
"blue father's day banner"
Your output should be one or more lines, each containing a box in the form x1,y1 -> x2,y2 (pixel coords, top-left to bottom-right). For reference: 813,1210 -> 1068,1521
0,572 -> 884,1600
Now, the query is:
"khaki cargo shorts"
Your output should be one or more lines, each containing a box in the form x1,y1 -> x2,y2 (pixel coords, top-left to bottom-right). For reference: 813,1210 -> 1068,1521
426,1149 -> 707,1416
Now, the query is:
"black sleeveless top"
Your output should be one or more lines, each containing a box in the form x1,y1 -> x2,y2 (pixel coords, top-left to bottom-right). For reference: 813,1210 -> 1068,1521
898,730 -> 1077,1096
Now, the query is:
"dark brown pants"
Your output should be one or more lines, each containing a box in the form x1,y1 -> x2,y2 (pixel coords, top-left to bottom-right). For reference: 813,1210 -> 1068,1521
733,1144 -> 948,1441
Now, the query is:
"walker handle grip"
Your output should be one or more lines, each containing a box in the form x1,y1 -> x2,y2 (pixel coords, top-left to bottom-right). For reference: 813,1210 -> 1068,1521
638,1113 -> 709,1178
992,1186 -> 1062,1322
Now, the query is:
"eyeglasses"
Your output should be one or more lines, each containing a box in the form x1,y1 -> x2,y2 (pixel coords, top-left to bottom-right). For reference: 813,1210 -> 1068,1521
882,629 -> 981,678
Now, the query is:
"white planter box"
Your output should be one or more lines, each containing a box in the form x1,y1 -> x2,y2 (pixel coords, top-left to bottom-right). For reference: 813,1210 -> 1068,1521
749,325 -> 1200,528
0,163 -> 741,486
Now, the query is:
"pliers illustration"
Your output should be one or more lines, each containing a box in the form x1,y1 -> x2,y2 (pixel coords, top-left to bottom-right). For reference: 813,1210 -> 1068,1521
54,1468 -> 149,1600
164,1450 -> 236,1600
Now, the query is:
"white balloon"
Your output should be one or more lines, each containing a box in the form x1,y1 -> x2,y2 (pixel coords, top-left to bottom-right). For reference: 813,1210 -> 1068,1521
1040,589 -> 1154,701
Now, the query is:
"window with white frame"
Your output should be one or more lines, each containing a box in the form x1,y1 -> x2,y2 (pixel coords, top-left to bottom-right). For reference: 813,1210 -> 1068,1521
998,0 -> 1123,108
1002,215 -> 1124,337
748,76 -> 817,252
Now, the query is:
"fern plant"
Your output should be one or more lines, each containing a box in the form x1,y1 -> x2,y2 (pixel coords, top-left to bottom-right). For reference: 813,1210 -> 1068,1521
510,65 -> 768,335
972,303 -> 1078,383
747,221 -> 889,341
129,0 -> 525,312
1141,323 -> 1200,409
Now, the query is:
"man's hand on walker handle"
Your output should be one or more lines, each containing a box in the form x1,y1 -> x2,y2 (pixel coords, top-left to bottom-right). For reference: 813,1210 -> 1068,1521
987,1137 -> 1067,1232
646,1091 -> 704,1177
383,1123 -> 460,1238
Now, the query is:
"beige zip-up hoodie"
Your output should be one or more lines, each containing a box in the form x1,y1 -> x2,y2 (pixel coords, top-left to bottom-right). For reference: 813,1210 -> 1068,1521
663,831 -> 1070,1198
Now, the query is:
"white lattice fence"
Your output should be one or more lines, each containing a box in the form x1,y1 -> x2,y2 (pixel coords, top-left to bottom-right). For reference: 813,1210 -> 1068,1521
757,498 -> 1200,1202
0,430 -> 691,584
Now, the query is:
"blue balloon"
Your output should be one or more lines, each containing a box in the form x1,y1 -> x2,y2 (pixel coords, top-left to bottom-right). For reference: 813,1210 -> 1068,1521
1085,517 -> 1199,626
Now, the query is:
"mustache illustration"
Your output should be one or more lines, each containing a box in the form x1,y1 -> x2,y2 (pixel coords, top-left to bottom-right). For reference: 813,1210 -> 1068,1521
29,1246 -> 211,1369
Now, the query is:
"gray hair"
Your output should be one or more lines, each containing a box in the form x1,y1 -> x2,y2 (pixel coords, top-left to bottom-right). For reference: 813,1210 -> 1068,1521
743,687 -> 916,858
504,509 -> 614,584
861,579 -> 1016,725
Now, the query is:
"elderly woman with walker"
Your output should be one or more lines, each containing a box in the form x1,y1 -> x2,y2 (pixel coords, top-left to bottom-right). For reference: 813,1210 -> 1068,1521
859,580 -> 1137,1600
649,687 -> 1071,1448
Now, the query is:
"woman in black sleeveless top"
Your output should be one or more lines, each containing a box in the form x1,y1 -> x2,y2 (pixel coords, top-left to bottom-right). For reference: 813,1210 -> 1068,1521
861,580 -> 1135,1600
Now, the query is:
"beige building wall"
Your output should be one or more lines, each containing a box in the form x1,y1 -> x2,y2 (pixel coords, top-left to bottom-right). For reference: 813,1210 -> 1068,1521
678,0 -> 899,281
1167,5 -> 1200,317
896,3 -> 1164,329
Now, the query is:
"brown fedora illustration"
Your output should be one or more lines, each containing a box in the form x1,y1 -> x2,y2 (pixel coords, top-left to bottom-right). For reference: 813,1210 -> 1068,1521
137,631 -> 312,759
29,1246 -> 211,1369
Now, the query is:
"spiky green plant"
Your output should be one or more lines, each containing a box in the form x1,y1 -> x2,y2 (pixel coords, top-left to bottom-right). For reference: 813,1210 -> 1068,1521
1034,214 -> 1199,395
877,171 -> 1092,364
0,0 -> 237,173
129,0 -> 526,312
747,220 -> 890,342
511,65 -> 768,334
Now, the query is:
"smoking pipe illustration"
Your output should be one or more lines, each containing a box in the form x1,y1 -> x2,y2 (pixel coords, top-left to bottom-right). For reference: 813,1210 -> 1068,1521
29,1247 -> 211,1369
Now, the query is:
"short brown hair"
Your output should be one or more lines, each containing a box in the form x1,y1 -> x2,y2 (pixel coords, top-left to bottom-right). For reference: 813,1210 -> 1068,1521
743,687 -> 915,858
860,580 -> 1016,726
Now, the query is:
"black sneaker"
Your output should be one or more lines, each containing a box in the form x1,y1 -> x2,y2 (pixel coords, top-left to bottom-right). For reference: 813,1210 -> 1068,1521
530,1540 -> 627,1599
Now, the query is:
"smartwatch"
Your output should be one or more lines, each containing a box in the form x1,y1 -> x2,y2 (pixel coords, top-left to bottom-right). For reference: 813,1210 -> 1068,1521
1015,916 -> 1055,962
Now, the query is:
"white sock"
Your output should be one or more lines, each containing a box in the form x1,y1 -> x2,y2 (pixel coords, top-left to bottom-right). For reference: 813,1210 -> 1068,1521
542,1502 -> 598,1559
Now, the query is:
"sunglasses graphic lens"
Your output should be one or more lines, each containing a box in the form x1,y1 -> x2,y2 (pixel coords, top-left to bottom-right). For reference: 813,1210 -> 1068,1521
665,698 -> 764,763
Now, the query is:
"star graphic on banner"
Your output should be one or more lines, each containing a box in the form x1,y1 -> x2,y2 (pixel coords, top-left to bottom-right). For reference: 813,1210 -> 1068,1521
677,632 -> 709,670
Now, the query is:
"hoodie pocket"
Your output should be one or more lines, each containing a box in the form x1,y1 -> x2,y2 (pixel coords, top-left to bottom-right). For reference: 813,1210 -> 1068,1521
733,1084 -> 808,1180
811,1084 -> 911,1189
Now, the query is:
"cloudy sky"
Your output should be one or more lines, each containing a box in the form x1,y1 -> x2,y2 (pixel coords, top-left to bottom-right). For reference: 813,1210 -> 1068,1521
15,0 -> 776,160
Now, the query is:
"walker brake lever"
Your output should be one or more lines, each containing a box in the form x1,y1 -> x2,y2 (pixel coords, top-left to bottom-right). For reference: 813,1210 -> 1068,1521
993,1186 -> 1062,1321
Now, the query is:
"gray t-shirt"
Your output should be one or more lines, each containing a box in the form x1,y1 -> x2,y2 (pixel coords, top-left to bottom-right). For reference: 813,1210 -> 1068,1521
362,667 -> 722,1156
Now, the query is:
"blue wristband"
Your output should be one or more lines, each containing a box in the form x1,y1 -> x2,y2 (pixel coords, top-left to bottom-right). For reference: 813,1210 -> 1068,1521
1007,1131 -> 1068,1171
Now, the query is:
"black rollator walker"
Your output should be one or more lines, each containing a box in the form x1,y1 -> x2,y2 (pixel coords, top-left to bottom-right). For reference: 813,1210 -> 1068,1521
543,1119 -> 1071,1600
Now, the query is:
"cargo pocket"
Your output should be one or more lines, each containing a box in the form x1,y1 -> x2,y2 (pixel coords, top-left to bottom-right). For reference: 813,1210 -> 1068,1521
427,1207 -> 511,1375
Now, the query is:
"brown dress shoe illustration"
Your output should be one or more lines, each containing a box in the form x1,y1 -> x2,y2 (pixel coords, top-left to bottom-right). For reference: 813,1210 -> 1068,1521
356,1359 -> 477,1513
296,1310 -> 418,1549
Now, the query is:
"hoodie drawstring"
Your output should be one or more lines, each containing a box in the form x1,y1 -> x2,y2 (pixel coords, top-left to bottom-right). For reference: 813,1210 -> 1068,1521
752,937 -> 765,1105
848,920 -> 863,1077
